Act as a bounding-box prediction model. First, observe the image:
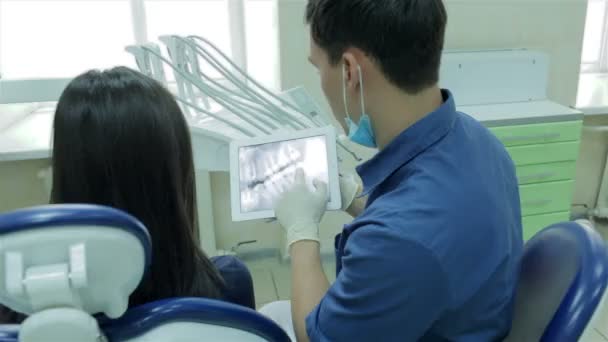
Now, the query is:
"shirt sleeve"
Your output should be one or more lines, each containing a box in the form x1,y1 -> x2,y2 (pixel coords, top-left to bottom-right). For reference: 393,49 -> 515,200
306,224 -> 450,342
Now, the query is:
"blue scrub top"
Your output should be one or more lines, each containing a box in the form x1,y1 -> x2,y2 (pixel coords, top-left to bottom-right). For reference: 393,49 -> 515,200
306,90 -> 523,341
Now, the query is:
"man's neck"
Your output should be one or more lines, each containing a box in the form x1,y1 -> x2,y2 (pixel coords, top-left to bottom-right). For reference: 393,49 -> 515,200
370,85 -> 443,150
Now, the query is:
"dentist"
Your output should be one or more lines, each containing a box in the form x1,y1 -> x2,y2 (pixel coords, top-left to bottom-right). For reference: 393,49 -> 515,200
270,0 -> 523,341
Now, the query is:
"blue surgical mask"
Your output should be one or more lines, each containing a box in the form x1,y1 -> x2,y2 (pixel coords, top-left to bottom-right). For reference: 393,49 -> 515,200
342,65 -> 377,148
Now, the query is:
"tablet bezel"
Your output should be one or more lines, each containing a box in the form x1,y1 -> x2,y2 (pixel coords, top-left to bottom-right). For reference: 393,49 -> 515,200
229,126 -> 342,222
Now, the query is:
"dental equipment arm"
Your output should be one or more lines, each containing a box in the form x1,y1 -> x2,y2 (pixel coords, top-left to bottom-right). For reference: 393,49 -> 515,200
160,36 -> 297,132
128,45 -> 266,136
159,36 -> 194,116
130,35 -> 364,163
184,40 -> 307,131
126,46 -> 154,78
173,96 -> 255,137
183,69 -> 281,130
187,35 -> 311,128
185,35 -> 364,162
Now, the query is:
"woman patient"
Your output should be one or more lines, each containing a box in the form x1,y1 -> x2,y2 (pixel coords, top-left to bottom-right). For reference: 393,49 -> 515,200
0,67 -> 255,323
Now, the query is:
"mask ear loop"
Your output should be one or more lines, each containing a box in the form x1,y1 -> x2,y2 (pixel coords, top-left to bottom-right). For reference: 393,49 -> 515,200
342,65 -> 353,123
356,65 -> 366,116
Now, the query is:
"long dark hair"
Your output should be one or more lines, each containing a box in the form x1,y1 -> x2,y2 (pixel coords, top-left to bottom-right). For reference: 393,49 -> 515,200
51,67 -> 224,306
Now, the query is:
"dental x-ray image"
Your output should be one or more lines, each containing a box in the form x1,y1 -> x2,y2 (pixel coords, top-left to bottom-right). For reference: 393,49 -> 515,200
239,135 -> 330,213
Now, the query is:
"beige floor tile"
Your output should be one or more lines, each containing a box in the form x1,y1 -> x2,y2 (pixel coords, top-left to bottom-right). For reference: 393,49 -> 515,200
272,264 -> 292,300
580,327 -> 608,341
595,220 -> 608,241
242,249 -> 338,305
249,267 -> 278,308
594,303 -> 608,338
589,219 -> 608,339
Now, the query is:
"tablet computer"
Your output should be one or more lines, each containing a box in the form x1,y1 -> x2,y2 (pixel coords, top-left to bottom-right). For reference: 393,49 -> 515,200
230,126 -> 341,222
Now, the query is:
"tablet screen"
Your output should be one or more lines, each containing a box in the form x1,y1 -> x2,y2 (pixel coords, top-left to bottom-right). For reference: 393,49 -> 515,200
238,135 -> 330,213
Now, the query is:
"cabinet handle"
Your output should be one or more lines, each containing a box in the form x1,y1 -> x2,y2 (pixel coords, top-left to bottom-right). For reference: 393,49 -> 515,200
518,171 -> 556,184
523,199 -> 553,208
502,132 -> 561,143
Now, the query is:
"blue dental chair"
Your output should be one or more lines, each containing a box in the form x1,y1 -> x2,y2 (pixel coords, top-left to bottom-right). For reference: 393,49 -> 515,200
505,220 -> 608,341
0,205 -> 290,342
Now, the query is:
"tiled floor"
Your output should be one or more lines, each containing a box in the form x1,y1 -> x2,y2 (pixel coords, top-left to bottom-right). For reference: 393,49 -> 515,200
593,219 -> 608,241
246,221 -> 608,308
241,252 -> 336,309
590,220 -> 608,340
243,219 -> 608,340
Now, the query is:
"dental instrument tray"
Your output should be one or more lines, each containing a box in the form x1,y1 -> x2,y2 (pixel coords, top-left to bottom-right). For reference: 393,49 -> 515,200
229,126 -> 342,221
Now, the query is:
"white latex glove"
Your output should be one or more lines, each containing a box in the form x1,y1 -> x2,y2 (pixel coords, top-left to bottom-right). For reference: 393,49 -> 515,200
274,168 -> 328,249
339,173 -> 362,212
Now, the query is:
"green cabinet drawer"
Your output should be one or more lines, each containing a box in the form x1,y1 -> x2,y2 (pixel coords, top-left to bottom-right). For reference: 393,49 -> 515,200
490,120 -> 582,147
516,161 -> 577,185
519,180 -> 574,216
507,141 -> 580,166
522,211 -> 571,241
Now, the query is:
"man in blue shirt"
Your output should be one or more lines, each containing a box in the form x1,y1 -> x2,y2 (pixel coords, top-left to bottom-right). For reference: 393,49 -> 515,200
271,0 -> 523,341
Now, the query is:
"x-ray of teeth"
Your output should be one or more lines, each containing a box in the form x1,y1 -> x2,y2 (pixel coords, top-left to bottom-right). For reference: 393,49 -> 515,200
239,135 -> 330,213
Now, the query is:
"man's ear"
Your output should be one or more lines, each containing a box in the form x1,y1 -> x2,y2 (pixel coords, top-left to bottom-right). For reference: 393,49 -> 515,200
342,52 -> 359,89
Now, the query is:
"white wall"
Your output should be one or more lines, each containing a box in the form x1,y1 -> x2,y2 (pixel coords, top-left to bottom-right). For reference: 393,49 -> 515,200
0,159 -> 49,212
278,0 -> 587,108
445,0 -> 586,107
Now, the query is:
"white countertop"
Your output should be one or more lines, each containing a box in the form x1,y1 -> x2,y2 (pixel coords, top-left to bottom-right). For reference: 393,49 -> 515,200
461,100 -> 582,127
0,100 -> 585,163
0,107 -> 53,162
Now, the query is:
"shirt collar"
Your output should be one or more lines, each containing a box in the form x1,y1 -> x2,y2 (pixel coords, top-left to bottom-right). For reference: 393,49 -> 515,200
357,89 -> 458,195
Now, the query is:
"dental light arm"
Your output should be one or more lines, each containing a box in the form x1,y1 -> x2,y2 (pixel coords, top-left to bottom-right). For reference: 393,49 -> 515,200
159,36 -> 193,116
158,36 -> 287,134
178,56 -> 284,130
125,46 -> 153,78
128,35 -> 363,162
185,36 -> 312,129
126,44 -> 168,86
144,45 -> 272,134
126,45 -> 259,137
183,35 -> 362,162
181,39 -> 303,130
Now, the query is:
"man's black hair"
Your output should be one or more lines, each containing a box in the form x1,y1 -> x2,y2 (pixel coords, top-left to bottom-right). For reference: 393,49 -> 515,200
306,0 -> 447,94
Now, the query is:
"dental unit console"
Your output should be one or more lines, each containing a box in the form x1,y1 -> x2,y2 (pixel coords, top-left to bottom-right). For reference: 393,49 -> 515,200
230,126 -> 341,221
125,36 -> 354,237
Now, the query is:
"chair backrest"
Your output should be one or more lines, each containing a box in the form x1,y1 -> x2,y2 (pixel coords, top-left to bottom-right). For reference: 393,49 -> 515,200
100,298 -> 292,342
0,325 -> 18,342
0,204 -> 151,319
0,206 -> 291,341
506,221 -> 608,341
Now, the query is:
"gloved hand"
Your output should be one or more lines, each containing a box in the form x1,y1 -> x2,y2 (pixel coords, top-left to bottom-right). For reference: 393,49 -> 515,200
339,173 -> 362,212
274,168 -> 328,249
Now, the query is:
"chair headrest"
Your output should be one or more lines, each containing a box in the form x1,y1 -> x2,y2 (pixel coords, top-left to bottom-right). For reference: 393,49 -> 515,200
0,325 -> 18,342
0,204 -> 152,318
525,221 -> 608,341
100,298 -> 291,342
0,204 -> 152,264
